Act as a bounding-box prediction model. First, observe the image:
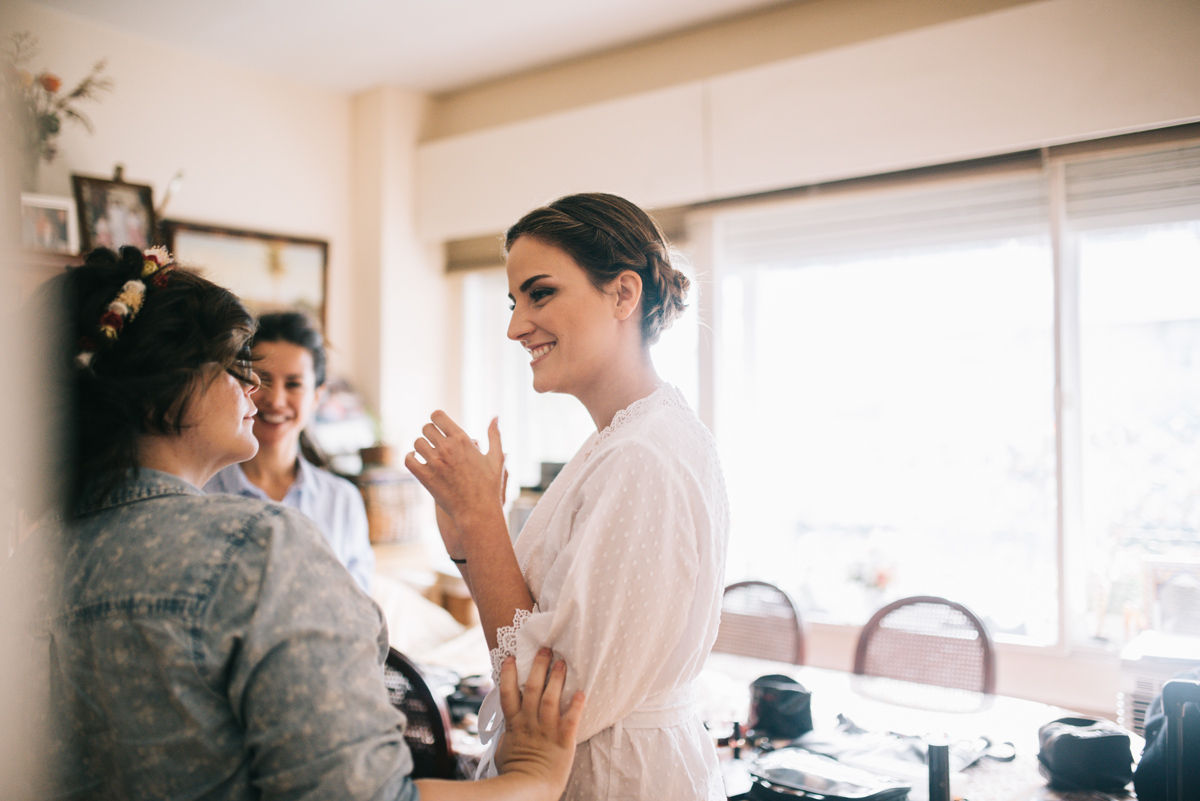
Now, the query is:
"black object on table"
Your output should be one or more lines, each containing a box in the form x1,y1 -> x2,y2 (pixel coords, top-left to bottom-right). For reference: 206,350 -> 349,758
928,741 -> 950,801
742,748 -> 910,800
1163,678 -> 1200,801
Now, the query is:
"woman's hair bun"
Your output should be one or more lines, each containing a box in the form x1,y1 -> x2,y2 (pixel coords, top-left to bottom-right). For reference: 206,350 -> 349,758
641,246 -> 690,344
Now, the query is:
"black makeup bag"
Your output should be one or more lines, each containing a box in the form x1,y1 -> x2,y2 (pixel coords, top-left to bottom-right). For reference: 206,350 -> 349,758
749,674 -> 814,740
1036,716 -> 1133,793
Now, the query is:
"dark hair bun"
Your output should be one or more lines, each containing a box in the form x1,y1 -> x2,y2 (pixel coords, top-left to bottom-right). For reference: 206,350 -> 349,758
642,247 -> 690,344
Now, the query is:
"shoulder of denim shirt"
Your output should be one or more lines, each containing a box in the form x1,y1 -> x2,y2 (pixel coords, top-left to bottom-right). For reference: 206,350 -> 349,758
75,467 -> 204,515
78,468 -> 312,532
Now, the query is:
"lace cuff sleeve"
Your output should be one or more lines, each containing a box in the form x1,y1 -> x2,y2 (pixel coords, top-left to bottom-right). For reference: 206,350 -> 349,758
489,607 -> 532,684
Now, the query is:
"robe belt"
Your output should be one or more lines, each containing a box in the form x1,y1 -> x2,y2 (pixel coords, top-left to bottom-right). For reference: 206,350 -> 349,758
612,682 -> 699,749
476,679 -> 701,770
620,682 -> 699,729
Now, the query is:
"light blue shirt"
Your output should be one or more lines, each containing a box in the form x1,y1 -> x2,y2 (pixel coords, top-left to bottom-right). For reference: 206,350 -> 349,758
16,468 -> 417,801
206,459 -> 374,593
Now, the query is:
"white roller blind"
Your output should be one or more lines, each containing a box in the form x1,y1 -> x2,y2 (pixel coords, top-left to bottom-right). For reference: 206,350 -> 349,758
717,169 -> 1050,270
1065,143 -> 1200,230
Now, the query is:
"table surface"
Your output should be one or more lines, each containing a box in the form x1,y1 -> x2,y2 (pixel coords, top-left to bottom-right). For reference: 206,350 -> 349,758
700,652 -> 1141,801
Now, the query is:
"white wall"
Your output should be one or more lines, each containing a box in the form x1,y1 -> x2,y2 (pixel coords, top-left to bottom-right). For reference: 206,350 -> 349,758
350,87 -> 449,446
708,0 -> 1200,197
418,0 -> 1200,240
417,83 -> 708,242
7,2 -> 360,387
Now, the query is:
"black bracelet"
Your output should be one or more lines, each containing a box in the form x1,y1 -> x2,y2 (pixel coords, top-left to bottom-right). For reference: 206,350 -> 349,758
450,557 -> 467,564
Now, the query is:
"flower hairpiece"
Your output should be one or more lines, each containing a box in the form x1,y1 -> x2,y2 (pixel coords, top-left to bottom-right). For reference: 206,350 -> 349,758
75,247 -> 175,369
142,246 -> 170,275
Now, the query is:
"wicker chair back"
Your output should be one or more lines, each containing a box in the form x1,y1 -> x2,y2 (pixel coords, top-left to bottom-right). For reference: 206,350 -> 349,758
853,595 -> 996,694
713,580 -> 806,665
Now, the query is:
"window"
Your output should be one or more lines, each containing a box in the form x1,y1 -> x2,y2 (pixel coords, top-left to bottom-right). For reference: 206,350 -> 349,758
1066,145 -> 1200,645
707,140 -> 1200,649
1076,221 -> 1200,642
711,171 -> 1058,643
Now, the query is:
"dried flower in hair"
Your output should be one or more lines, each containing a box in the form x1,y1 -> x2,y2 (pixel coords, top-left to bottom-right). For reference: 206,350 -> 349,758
115,280 -> 145,316
98,310 -> 124,339
142,246 -> 170,274
77,248 -> 173,361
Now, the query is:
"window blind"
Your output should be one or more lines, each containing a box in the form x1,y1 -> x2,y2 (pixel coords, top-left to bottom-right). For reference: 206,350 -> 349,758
717,168 -> 1050,270
1064,143 -> 1200,230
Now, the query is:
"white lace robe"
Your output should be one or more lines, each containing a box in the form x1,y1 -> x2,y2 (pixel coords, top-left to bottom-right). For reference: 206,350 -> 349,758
478,385 -> 729,800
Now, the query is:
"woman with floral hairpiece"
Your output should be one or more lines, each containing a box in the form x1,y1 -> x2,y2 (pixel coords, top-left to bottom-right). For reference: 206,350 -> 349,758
11,245 -> 583,801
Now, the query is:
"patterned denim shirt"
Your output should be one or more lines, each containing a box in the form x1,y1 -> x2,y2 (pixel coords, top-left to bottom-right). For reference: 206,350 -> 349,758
205,459 -> 375,594
24,469 -> 418,801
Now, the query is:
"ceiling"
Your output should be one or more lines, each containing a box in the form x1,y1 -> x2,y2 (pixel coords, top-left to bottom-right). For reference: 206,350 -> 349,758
32,0 -> 792,93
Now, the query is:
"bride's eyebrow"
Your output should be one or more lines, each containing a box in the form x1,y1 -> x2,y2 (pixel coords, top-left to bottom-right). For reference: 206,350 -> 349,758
520,274 -> 551,293
509,274 -> 554,304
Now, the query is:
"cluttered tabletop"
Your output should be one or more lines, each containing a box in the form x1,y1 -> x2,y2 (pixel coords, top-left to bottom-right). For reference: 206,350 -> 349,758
699,652 -> 1143,801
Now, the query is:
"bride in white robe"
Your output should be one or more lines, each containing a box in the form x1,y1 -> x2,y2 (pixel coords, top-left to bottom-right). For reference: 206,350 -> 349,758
407,193 -> 729,800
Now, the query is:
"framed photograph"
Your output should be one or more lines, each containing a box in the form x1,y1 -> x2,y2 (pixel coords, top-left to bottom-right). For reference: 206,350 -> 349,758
72,174 -> 156,252
161,220 -> 327,324
21,193 -> 79,254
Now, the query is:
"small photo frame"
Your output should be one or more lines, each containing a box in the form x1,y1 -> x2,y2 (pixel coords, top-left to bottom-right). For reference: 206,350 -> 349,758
20,193 -> 79,254
162,219 -> 328,326
72,174 -> 156,253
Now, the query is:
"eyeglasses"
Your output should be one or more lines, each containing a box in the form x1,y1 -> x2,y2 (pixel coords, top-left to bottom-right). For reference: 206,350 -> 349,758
225,359 -> 260,389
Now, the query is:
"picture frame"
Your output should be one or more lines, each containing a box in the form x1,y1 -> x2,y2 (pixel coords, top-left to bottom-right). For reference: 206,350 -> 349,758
161,219 -> 328,325
21,193 -> 79,254
72,174 -> 156,252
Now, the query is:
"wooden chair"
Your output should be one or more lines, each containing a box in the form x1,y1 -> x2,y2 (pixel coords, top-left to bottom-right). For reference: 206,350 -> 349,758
853,595 -> 995,694
382,647 -> 457,779
713,580 -> 805,665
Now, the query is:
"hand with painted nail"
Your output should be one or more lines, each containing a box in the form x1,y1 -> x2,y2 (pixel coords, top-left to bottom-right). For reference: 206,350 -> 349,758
496,648 -> 586,795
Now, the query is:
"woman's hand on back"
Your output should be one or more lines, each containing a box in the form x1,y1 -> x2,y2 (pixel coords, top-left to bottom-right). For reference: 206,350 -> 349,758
496,648 -> 585,792
413,649 -> 584,801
